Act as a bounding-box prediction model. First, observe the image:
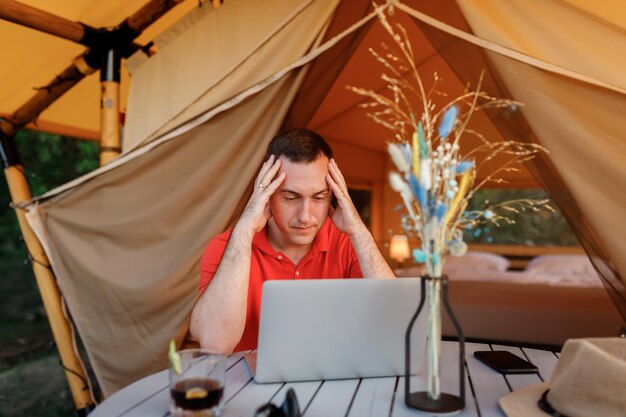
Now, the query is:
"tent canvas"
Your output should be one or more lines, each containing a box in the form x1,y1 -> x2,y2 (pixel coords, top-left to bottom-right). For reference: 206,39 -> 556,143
3,0 -> 624,397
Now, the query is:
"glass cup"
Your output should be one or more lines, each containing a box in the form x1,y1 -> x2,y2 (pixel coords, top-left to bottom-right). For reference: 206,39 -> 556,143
169,349 -> 226,417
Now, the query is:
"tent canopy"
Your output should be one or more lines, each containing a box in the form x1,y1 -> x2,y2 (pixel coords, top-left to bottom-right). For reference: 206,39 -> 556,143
0,0 -> 199,139
2,0 -> 625,397
3,0 -> 625,141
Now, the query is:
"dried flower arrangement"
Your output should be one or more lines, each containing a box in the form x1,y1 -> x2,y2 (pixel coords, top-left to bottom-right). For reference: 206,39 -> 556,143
348,8 -> 552,278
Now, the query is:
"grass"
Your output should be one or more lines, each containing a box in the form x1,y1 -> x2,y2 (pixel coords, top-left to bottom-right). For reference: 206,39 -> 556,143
0,257 -> 75,417
0,352 -> 73,417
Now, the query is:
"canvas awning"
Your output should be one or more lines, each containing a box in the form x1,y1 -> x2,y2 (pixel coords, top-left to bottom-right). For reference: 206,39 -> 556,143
0,0 -> 198,139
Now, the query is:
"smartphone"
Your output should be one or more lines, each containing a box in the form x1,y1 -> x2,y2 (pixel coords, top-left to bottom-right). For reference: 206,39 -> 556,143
474,350 -> 538,374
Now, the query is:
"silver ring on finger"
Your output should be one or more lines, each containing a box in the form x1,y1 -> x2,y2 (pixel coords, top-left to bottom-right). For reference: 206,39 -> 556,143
258,183 -> 265,189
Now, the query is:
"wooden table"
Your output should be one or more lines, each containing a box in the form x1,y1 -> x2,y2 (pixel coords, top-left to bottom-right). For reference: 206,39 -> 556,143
90,341 -> 558,417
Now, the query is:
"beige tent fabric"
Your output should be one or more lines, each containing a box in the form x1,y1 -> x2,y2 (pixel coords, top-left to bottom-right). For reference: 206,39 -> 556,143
21,0 -> 352,396
123,0 -> 341,151
26,73 -> 303,396
395,2 -> 626,96
21,0 -> 346,394
457,0 -> 626,286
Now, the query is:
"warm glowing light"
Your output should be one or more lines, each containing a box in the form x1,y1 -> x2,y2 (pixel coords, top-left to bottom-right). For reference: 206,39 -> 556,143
389,235 -> 411,263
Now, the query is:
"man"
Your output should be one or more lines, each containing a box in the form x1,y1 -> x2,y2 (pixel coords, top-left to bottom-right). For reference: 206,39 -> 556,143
190,129 -> 394,353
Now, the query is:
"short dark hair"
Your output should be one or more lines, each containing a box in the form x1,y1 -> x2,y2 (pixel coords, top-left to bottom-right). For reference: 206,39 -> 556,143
265,128 -> 333,163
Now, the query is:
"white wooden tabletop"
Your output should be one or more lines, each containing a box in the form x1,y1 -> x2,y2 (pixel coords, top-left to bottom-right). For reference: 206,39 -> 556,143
90,341 -> 558,417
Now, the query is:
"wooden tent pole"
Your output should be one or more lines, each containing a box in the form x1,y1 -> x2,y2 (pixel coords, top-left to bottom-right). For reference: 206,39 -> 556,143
1,0 -> 184,135
0,0 -> 96,45
1,58 -> 96,135
126,0 -> 186,33
0,133 -> 95,414
100,49 -> 122,165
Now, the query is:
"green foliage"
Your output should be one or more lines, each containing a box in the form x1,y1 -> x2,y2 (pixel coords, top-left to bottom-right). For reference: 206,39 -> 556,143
463,189 -> 579,246
13,130 -> 99,196
1,131 -> 98,255
0,130 -> 98,417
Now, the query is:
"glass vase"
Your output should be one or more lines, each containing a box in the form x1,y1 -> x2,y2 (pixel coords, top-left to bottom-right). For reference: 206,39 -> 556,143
426,277 -> 442,399
405,275 -> 466,414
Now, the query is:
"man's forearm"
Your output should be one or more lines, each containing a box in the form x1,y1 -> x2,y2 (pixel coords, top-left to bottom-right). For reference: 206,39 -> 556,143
349,224 -> 396,278
190,224 -> 254,353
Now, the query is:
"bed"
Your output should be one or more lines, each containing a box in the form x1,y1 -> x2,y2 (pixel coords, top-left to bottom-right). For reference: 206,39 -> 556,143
395,252 -> 623,347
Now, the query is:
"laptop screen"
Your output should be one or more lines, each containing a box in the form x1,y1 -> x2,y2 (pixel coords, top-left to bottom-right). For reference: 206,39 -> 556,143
249,278 -> 428,383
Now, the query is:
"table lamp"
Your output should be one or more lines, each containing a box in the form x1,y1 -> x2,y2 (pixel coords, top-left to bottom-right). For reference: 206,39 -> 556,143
389,235 -> 410,266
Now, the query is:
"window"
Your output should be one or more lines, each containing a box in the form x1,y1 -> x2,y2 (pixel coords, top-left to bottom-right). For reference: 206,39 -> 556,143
463,189 -> 578,246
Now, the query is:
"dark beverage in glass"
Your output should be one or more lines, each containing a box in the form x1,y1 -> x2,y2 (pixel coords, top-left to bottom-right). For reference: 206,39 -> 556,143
171,378 -> 224,411
169,350 -> 226,417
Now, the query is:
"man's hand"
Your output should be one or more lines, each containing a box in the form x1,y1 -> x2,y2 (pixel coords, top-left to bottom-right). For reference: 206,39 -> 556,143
326,158 -> 395,279
238,155 -> 285,234
191,155 -> 286,353
326,158 -> 365,236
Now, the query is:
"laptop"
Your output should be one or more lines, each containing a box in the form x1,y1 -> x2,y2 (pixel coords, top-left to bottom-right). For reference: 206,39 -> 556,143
246,278 -> 428,383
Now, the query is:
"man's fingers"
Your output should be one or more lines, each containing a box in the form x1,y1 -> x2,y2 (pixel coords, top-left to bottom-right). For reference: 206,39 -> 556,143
327,172 -> 360,218
264,172 -> 286,194
256,156 -> 281,191
331,158 -> 345,183
326,174 -> 346,206
261,159 -> 282,189
255,155 -> 275,186
329,159 -> 348,191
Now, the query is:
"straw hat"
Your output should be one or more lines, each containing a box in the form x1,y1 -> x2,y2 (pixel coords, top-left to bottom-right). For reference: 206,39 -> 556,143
499,338 -> 626,417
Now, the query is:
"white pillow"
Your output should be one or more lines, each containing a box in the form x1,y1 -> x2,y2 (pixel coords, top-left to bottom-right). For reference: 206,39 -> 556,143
525,254 -> 595,277
443,251 -> 510,273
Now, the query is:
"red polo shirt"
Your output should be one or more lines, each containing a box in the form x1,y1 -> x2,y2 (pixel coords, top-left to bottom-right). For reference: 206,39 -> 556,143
199,218 -> 362,351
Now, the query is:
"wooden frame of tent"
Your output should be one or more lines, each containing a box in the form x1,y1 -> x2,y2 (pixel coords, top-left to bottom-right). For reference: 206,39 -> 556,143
0,0 -> 198,413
